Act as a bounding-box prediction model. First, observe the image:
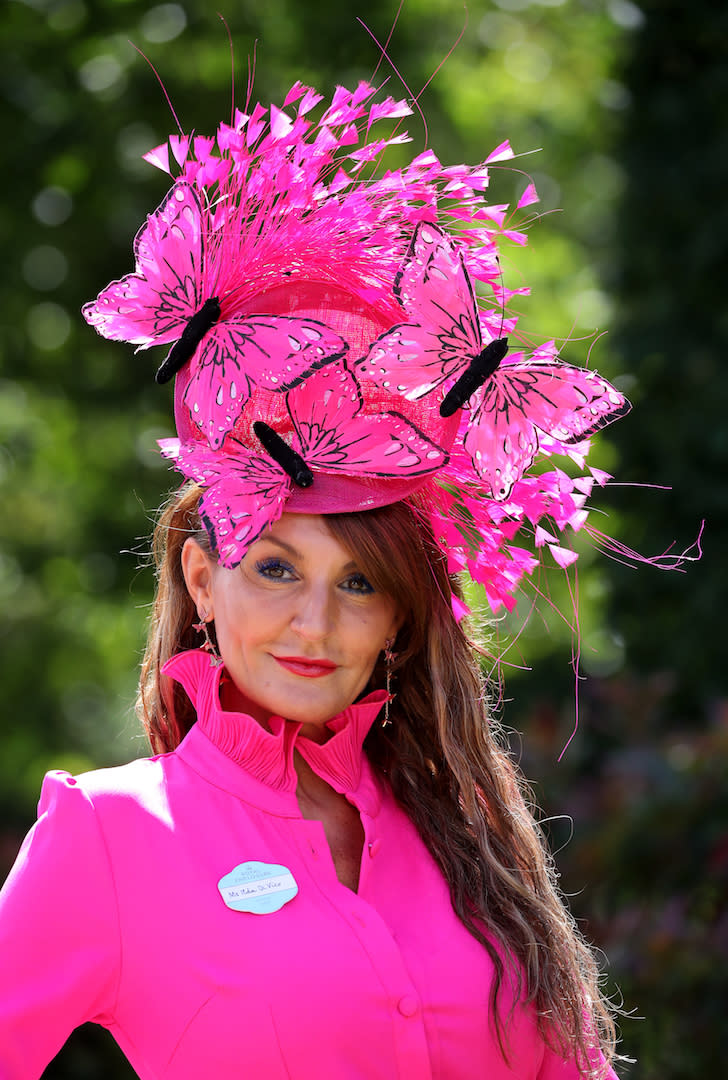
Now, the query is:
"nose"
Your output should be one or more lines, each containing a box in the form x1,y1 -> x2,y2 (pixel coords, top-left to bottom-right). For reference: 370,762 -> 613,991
289,581 -> 335,641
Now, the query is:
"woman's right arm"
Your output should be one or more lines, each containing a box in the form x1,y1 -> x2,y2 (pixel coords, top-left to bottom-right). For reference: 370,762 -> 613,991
0,772 -> 121,1079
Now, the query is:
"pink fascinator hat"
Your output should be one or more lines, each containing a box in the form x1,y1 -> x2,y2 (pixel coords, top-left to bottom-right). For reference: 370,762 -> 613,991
83,79 -> 630,612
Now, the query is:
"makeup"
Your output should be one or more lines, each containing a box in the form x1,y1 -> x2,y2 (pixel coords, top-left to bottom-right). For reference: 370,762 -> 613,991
273,656 -> 338,678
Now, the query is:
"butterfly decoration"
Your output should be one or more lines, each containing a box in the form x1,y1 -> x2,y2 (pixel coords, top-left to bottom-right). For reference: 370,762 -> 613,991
160,362 -> 448,566
159,436 -> 291,566
358,221 -> 631,500
82,180 -> 349,449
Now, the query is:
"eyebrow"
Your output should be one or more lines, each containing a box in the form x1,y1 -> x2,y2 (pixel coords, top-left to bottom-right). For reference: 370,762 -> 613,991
259,535 -> 300,557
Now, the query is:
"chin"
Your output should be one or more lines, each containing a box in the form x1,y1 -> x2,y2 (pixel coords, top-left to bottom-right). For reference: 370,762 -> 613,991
275,699 -> 341,727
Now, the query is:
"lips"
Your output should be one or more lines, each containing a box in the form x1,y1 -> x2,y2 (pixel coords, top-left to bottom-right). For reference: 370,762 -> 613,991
273,655 -> 338,678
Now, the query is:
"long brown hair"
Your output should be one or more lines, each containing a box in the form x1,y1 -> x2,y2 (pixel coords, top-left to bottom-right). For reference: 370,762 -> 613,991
138,482 -> 617,1075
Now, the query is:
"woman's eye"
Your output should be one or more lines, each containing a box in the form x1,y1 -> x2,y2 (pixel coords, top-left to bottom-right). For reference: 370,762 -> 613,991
342,573 -> 374,595
255,558 -> 296,580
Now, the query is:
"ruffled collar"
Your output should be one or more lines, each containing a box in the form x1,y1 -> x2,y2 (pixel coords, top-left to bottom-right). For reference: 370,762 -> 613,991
163,649 -> 387,816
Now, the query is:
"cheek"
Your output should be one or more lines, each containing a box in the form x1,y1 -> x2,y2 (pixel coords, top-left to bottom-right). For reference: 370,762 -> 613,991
349,607 -> 396,663
212,578 -> 278,638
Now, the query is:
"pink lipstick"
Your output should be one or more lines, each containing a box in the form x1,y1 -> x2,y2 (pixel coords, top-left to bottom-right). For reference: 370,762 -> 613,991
273,656 -> 338,678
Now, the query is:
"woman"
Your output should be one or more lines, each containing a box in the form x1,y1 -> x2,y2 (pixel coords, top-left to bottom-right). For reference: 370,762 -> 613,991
0,78 -> 627,1077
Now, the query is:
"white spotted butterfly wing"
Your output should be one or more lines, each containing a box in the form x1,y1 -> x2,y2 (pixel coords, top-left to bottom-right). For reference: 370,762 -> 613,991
84,180 -> 349,450
184,315 -> 349,450
465,345 -> 631,500
82,181 -> 206,347
358,222 -> 482,400
359,221 -> 630,499
158,436 -> 290,568
286,364 -> 448,476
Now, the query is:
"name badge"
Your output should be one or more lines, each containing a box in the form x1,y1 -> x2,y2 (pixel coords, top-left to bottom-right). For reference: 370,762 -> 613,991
218,861 -> 298,914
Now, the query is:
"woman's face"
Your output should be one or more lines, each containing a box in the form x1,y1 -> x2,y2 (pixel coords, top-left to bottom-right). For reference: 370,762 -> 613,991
182,514 -> 401,742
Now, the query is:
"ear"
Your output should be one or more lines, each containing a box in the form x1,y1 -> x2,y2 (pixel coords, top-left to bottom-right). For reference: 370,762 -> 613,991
181,538 -> 216,618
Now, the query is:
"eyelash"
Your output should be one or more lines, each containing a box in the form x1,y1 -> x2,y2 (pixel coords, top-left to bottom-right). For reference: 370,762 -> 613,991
254,559 -> 374,595
343,573 -> 374,595
255,558 -> 296,580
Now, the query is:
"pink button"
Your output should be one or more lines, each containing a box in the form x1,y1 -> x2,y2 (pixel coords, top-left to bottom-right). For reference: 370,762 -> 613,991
397,995 -> 419,1018
368,839 -> 382,858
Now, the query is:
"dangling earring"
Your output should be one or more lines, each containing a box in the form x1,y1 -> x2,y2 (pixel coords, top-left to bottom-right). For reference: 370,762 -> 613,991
382,637 -> 398,727
193,610 -> 222,667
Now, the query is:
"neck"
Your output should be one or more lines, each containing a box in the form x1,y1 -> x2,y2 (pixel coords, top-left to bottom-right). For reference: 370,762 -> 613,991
219,672 -> 334,744
293,750 -> 337,806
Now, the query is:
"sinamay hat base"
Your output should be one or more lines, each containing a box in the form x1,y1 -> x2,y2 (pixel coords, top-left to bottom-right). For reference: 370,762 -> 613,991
172,280 -> 461,515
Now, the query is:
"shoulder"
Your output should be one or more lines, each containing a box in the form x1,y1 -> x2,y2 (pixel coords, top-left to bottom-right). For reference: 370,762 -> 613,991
35,749 -> 181,840
75,751 -> 168,800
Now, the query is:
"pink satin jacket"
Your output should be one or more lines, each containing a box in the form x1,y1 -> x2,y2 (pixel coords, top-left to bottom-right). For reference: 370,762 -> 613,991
0,649 -> 616,1078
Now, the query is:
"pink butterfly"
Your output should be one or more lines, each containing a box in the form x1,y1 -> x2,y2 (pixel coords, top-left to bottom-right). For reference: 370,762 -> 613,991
160,363 -> 448,566
82,180 -> 348,449
358,221 -> 630,500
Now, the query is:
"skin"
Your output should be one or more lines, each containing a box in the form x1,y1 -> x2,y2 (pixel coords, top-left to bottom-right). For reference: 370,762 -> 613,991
181,513 -> 401,742
182,513 -> 402,892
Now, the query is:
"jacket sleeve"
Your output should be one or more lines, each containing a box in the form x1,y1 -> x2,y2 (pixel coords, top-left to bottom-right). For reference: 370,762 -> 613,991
0,771 -> 121,1079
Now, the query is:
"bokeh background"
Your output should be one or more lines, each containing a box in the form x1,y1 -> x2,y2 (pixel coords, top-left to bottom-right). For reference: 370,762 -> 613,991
1,0 -> 725,1076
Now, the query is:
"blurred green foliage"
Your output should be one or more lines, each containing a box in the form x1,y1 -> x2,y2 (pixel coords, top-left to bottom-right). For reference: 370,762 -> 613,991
0,0 -> 724,1077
